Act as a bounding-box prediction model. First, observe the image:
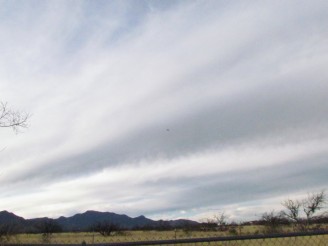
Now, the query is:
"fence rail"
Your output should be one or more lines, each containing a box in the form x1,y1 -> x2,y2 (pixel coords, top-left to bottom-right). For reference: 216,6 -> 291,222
5,230 -> 328,246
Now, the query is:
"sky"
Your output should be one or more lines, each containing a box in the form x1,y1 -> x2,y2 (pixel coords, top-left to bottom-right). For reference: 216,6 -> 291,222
0,0 -> 328,222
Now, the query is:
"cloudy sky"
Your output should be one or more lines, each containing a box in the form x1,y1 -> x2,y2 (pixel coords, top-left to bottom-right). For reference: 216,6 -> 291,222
1,0 -> 328,222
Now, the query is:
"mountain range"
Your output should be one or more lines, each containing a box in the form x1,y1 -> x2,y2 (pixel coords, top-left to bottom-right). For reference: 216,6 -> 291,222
0,210 -> 198,232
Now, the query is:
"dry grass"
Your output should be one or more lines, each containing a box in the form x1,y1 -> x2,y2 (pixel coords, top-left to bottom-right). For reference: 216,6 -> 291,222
4,225 -> 328,245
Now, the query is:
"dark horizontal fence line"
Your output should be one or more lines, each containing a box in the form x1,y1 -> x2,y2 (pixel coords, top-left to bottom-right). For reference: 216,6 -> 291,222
6,230 -> 328,246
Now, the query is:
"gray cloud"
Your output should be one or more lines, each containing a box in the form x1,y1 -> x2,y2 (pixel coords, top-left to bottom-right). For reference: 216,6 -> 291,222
141,152 -> 328,216
10,76 -> 328,184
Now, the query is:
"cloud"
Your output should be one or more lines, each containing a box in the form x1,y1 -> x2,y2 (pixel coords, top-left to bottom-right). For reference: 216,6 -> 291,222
0,0 -> 328,220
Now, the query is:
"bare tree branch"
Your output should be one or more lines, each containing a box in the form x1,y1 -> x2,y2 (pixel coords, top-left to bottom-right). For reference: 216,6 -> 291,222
303,190 -> 326,221
214,212 -> 228,231
0,102 -> 29,132
282,199 -> 301,223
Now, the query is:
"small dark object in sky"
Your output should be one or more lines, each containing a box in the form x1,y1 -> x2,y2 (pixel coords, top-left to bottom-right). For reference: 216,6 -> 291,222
166,129 -> 170,131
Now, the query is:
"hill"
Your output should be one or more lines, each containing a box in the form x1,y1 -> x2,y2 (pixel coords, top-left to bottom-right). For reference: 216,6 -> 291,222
0,210 -> 198,232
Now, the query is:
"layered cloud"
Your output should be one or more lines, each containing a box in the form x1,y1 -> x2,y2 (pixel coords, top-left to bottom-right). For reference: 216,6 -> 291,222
0,0 -> 328,220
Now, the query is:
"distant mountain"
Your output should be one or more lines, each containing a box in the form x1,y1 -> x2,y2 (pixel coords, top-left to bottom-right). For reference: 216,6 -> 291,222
56,210 -> 156,230
166,219 -> 199,228
0,210 -> 25,225
0,210 -> 198,232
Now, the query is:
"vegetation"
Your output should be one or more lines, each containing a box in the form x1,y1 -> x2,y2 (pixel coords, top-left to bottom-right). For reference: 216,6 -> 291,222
282,190 -> 327,231
36,219 -> 63,243
260,211 -> 287,234
91,221 -> 121,237
260,190 -> 327,233
2,228 -> 328,245
0,224 -> 15,244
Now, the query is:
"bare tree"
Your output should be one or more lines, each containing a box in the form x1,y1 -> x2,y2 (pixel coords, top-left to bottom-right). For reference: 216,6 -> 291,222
202,212 -> 229,231
36,219 -> 62,243
281,199 -> 301,224
261,210 -> 286,234
214,212 -> 228,231
303,191 -> 326,220
92,221 -> 120,237
282,190 -> 326,231
0,102 -> 29,132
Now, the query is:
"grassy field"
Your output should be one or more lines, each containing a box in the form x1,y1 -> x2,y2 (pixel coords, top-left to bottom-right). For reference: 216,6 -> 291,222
4,226 -> 328,245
